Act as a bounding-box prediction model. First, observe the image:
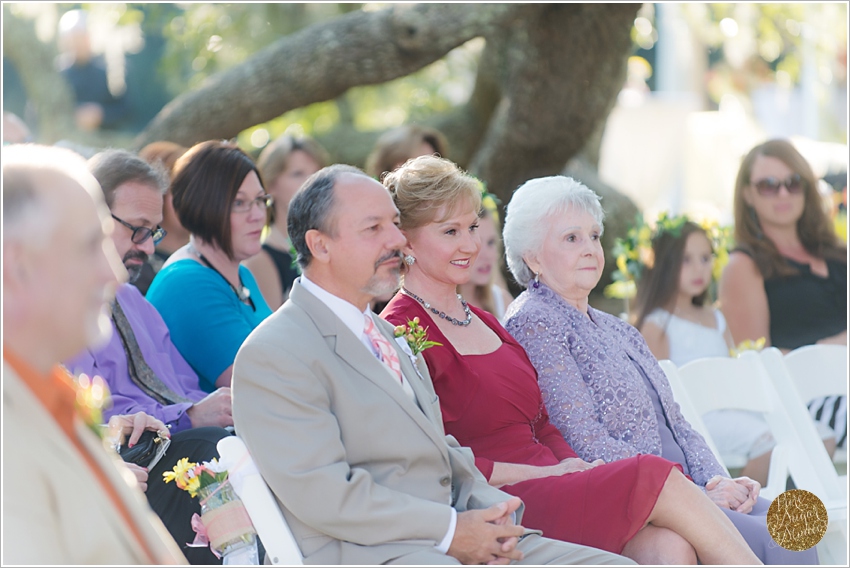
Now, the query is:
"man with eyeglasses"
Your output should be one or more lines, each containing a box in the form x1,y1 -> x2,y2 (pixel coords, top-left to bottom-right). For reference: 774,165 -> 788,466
63,149 -> 232,564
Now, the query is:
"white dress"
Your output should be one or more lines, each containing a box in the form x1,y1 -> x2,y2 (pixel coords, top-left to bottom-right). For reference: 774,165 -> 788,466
491,283 -> 507,322
645,308 -> 776,460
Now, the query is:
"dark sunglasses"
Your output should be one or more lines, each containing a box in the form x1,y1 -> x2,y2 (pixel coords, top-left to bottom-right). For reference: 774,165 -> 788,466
111,214 -> 167,245
751,174 -> 805,197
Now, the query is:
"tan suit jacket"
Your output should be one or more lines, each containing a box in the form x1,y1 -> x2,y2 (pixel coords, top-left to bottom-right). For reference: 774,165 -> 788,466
232,280 -> 515,565
2,361 -> 186,565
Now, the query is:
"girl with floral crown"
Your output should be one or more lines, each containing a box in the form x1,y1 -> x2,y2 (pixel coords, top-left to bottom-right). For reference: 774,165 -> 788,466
633,218 -> 775,486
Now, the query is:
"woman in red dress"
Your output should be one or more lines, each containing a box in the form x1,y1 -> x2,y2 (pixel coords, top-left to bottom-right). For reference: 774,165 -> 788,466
380,156 -> 760,565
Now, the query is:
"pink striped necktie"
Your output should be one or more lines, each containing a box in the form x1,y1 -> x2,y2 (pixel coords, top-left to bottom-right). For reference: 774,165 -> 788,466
364,314 -> 403,384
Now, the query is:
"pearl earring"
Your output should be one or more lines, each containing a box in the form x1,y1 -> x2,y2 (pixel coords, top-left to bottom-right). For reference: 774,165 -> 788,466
404,255 -> 416,266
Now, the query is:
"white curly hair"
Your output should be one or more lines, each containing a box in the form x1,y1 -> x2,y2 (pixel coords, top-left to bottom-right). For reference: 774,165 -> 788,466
502,175 -> 605,287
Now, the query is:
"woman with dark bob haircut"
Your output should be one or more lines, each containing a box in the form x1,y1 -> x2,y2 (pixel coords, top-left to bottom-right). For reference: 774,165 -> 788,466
719,138 -> 847,448
147,140 -> 274,392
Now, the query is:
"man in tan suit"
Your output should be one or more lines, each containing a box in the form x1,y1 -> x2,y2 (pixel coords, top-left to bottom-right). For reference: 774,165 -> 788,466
2,144 -> 186,564
232,164 -> 631,565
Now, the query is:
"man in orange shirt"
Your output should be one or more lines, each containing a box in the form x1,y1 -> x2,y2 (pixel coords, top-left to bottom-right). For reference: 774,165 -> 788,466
2,144 -> 185,564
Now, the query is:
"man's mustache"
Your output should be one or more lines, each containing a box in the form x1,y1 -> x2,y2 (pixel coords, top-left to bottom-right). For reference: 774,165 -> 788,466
374,250 -> 403,269
122,250 -> 149,283
123,250 -> 149,266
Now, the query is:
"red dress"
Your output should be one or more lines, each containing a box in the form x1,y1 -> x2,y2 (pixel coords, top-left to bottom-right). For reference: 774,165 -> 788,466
382,294 -> 682,554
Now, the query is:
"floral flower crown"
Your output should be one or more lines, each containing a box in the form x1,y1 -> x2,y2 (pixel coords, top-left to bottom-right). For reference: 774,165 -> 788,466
472,176 -> 501,222
604,211 -> 734,300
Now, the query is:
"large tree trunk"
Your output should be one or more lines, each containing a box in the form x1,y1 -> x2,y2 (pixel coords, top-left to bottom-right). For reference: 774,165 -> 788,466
468,3 -> 639,201
134,3 -> 530,149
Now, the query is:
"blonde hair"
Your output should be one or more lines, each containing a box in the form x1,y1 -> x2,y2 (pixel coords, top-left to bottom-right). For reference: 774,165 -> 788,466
383,155 -> 481,231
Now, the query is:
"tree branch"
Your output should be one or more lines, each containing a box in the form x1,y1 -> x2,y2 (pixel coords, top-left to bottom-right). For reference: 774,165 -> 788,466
134,3 -> 530,149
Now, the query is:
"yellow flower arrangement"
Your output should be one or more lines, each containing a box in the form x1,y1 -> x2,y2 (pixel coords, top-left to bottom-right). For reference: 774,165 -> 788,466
729,337 -> 766,358
163,457 -> 228,498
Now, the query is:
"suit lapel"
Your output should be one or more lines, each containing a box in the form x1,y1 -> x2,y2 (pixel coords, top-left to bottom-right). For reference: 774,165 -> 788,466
373,316 -> 441,425
290,282 -> 448,452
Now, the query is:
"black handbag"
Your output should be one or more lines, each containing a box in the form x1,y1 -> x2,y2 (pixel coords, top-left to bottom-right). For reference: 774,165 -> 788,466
118,430 -> 170,468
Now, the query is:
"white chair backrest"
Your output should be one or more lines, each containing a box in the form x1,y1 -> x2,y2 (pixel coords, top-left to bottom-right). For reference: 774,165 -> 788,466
217,436 -> 304,566
676,351 -> 775,415
658,359 -> 730,475
782,344 -> 848,401
759,347 -> 846,502
674,351 -> 815,502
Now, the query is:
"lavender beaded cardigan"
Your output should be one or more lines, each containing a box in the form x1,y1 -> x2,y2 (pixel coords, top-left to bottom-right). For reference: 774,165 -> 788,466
504,281 -> 727,487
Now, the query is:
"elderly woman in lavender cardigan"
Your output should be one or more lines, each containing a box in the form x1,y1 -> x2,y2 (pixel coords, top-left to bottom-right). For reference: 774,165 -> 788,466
501,175 -> 816,565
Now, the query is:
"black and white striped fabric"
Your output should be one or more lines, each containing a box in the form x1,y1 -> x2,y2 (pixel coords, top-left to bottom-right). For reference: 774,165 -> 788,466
808,394 -> 848,448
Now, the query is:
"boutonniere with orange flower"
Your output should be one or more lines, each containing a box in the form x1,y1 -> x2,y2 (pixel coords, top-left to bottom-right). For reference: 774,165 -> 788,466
393,317 -> 442,356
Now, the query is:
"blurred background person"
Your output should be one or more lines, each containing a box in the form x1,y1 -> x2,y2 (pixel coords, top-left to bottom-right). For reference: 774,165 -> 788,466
457,185 -> 514,321
56,9 -> 131,133
244,134 -> 328,310
365,123 -> 449,181
366,124 -> 451,313
3,111 -> 33,144
147,141 -> 273,392
719,139 -> 847,450
135,141 -> 190,295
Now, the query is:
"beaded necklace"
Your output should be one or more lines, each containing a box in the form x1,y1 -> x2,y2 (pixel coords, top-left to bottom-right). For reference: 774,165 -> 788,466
402,287 -> 472,327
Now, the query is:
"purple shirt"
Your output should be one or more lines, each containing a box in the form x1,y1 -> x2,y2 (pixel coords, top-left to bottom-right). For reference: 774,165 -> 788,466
64,283 -> 207,432
504,281 -> 726,487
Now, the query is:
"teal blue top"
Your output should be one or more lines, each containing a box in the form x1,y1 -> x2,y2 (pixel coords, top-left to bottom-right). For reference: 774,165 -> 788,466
147,260 -> 272,392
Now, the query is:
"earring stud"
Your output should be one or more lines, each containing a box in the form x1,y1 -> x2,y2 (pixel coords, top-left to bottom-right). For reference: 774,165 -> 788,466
404,255 -> 416,266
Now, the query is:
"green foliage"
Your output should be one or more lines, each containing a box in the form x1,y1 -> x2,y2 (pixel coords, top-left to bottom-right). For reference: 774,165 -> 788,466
631,3 -> 846,95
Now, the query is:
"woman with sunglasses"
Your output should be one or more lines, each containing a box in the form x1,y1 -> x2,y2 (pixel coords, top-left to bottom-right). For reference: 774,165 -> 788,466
719,138 -> 847,447
147,141 -> 274,392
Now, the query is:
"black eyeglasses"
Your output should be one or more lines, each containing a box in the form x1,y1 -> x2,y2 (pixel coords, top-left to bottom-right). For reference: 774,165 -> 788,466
751,174 -> 805,197
111,214 -> 167,245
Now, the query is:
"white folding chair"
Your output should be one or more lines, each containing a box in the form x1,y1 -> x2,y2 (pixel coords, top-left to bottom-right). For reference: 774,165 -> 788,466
781,344 -> 848,466
217,436 -> 304,566
658,358 -> 787,501
677,350 -> 846,564
759,347 -> 848,564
